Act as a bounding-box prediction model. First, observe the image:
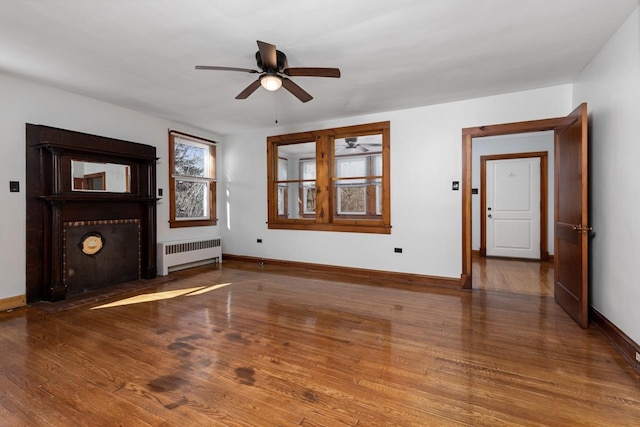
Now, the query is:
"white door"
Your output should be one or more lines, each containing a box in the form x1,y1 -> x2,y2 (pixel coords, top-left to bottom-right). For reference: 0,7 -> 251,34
486,157 -> 541,259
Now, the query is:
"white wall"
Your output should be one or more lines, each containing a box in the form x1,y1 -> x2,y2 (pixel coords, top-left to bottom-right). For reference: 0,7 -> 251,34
221,85 -> 572,279
573,6 -> 640,344
472,132 -> 555,254
0,73 -> 221,301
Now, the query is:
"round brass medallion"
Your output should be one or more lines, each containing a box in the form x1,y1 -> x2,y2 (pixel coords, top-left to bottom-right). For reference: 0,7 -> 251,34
80,233 -> 104,255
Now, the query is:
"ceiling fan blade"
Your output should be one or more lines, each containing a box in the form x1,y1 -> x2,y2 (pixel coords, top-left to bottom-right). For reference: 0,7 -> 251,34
284,67 -> 341,78
282,78 -> 313,103
195,66 -> 259,73
235,79 -> 262,99
257,40 -> 277,70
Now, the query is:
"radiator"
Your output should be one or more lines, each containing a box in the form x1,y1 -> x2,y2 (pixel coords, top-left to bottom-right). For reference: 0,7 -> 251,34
157,237 -> 222,276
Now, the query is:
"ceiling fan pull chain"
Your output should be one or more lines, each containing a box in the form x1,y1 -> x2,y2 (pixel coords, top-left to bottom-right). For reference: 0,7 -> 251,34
275,95 -> 278,124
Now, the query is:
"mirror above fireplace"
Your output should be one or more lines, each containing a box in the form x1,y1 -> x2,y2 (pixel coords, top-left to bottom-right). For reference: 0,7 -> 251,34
71,160 -> 131,192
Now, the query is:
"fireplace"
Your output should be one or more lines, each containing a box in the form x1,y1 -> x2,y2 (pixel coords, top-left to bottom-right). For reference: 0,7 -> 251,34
26,125 -> 157,302
64,219 -> 141,296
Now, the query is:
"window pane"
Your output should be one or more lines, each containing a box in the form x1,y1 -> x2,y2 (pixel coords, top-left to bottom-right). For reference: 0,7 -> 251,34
333,148 -> 382,219
276,141 -> 316,220
334,135 -> 382,157
277,141 -> 316,181
337,184 -> 366,214
277,185 -> 287,216
174,140 -> 207,178
277,158 -> 288,181
374,178 -> 382,215
302,161 -> 316,180
372,154 -> 382,176
336,156 -> 366,179
175,179 -> 209,219
303,185 -> 316,214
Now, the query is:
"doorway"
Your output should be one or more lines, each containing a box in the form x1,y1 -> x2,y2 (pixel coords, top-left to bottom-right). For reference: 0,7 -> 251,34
472,257 -> 554,296
473,137 -> 553,297
460,104 -> 590,327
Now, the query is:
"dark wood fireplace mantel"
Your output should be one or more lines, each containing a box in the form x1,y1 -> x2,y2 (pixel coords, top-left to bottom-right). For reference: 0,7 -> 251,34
26,124 -> 158,302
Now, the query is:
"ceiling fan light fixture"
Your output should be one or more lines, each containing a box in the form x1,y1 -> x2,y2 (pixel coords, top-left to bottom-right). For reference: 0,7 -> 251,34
260,74 -> 283,91
195,41 -> 340,102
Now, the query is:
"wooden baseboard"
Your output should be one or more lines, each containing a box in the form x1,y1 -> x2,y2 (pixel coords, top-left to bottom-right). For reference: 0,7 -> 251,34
590,307 -> 640,372
0,294 -> 26,311
222,254 -> 461,289
472,250 -> 481,258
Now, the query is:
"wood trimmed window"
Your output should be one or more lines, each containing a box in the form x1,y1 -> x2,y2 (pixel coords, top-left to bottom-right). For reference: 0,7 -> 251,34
169,131 -> 217,228
267,121 -> 390,234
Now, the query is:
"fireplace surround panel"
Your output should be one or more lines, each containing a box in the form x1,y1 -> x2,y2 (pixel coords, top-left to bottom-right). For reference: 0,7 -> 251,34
26,124 -> 157,302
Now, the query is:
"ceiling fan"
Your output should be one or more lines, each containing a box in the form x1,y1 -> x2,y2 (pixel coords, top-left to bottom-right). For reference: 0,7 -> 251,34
335,137 -> 381,153
195,40 -> 341,103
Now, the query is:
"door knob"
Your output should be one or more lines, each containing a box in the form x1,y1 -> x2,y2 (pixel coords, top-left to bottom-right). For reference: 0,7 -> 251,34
488,214 -> 492,218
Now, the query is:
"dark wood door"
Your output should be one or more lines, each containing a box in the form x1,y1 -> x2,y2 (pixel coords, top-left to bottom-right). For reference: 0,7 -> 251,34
554,103 -> 589,328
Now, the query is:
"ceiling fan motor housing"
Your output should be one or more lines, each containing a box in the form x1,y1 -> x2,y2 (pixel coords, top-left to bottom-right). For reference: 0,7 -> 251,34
256,50 -> 288,72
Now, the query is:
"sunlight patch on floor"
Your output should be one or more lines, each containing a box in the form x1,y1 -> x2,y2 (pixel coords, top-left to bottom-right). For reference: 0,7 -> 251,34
90,283 -> 232,309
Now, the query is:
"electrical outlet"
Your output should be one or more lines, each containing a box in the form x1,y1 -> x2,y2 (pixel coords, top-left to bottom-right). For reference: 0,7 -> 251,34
257,239 -> 262,243
636,351 -> 640,363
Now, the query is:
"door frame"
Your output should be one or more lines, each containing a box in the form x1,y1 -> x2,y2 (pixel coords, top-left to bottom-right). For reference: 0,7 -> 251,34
461,117 -> 570,289
480,151 -> 549,261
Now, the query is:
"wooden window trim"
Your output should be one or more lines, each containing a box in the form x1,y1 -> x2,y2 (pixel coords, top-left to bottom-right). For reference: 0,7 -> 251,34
267,121 -> 390,234
169,132 -> 217,228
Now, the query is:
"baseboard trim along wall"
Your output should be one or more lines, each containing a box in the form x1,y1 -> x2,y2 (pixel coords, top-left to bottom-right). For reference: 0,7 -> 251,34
223,254 -> 461,289
0,294 -> 26,311
590,307 -> 640,372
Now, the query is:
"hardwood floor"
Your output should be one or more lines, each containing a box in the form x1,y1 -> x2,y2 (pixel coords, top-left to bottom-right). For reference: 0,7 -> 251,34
472,256 -> 554,296
1,260 -> 639,426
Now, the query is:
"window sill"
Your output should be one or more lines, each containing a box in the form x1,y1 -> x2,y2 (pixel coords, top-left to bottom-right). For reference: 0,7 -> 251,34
169,219 -> 218,228
267,222 -> 390,234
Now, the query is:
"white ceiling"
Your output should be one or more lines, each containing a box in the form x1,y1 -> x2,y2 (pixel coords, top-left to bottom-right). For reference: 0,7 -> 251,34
1,0 -> 637,136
